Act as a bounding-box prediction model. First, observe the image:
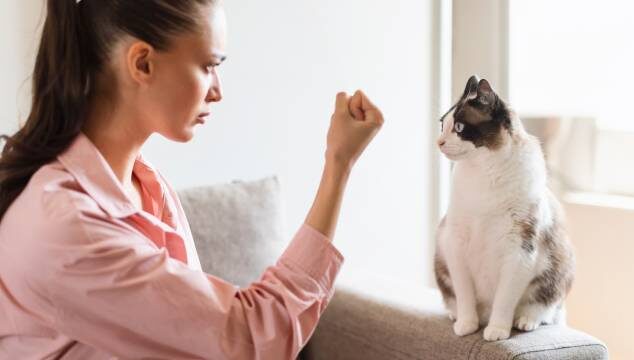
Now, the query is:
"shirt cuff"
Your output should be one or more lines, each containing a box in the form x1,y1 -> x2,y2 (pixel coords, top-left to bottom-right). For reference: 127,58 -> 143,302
278,224 -> 344,293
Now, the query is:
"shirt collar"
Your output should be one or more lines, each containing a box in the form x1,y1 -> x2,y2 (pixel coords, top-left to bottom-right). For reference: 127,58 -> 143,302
57,132 -> 154,219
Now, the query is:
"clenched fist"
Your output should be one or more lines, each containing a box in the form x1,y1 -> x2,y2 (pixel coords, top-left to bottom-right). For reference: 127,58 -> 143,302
325,90 -> 383,170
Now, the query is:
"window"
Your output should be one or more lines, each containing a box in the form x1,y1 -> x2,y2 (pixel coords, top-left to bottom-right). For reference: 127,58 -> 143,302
509,0 -> 634,196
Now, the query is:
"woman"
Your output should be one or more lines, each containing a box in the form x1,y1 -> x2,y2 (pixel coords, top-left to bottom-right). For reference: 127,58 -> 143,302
0,0 -> 383,359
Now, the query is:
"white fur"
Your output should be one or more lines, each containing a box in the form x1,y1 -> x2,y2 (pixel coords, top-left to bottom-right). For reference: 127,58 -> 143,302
437,111 -> 562,341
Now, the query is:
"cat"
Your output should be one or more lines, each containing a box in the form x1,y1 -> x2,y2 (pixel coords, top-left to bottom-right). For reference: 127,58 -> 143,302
433,75 -> 575,341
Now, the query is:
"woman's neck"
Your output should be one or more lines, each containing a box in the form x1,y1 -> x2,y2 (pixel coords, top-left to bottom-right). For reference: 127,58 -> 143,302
81,98 -> 151,191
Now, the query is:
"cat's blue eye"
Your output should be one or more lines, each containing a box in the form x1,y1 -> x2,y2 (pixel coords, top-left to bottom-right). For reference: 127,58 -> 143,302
454,122 -> 464,133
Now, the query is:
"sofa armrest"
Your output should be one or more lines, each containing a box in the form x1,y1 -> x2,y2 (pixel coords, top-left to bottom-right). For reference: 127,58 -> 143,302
301,285 -> 608,360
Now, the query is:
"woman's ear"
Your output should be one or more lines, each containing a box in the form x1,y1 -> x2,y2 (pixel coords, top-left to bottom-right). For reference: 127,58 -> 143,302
126,41 -> 155,86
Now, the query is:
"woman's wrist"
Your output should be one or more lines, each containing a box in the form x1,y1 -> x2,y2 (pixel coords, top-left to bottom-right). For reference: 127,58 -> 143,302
304,159 -> 351,240
324,151 -> 354,177
323,157 -> 352,183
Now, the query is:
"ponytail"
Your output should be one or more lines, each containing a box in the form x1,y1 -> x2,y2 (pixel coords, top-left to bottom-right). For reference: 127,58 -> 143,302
0,0 -> 216,220
0,0 -> 89,219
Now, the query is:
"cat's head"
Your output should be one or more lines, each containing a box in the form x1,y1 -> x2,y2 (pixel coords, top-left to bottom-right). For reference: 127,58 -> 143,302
437,75 -> 512,161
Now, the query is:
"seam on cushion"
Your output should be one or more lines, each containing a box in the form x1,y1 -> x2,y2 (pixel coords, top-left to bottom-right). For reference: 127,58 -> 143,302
471,339 -> 607,360
468,337 -> 488,360
469,335 -> 608,360
509,343 -> 609,360
503,339 -> 607,356
318,318 -> 422,360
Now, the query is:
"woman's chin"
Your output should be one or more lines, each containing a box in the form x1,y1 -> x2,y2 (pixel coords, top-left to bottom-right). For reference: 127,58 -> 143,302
163,128 -> 196,143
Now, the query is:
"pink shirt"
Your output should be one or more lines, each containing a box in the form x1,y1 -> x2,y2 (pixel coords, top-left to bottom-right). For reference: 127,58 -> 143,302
0,133 -> 344,359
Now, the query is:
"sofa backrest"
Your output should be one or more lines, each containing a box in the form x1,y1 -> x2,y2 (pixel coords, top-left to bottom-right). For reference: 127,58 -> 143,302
177,176 -> 286,287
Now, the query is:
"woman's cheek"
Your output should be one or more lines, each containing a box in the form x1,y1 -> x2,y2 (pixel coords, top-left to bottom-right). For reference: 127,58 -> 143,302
197,73 -> 211,102
179,76 -> 202,115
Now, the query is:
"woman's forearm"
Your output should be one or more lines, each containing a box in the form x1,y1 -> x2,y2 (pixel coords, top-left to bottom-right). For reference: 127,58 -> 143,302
304,159 -> 351,241
305,90 -> 383,240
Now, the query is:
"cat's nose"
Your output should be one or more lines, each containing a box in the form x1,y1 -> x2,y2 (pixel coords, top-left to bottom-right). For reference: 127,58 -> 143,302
438,139 -> 446,147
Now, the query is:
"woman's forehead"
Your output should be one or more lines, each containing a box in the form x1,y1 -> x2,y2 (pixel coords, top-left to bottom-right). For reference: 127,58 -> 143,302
169,5 -> 226,56
199,5 -> 227,51
170,17 -> 227,62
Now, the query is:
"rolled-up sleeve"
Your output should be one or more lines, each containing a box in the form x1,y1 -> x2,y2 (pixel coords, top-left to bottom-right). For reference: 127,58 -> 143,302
28,193 -> 344,359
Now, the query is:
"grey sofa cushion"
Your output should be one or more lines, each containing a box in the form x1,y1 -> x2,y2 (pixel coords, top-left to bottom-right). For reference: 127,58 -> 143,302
302,286 -> 608,360
177,176 -> 286,287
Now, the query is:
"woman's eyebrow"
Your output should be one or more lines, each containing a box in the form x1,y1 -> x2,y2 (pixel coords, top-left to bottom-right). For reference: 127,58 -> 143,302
213,52 -> 227,63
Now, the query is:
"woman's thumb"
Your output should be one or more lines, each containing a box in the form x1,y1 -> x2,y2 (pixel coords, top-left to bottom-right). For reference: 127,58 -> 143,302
334,92 -> 350,115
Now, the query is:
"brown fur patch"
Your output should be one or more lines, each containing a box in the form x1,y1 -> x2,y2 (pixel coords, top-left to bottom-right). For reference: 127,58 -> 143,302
459,105 -> 491,126
434,254 -> 455,301
528,200 -> 575,306
516,204 -> 539,253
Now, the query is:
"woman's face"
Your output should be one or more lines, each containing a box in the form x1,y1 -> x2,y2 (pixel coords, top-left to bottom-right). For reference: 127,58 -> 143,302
144,4 -> 227,142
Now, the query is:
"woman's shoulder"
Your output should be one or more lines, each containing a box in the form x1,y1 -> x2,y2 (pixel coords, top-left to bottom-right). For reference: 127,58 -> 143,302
2,160 -> 107,233
0,160 -> 114,275
38,159 -> 104,212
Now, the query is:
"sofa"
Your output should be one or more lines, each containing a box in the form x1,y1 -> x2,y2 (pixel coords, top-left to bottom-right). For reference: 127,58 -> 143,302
177,177 -> 609,360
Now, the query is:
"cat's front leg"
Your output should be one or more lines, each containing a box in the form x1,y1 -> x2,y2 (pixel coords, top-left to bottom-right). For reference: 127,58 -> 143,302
484,250 -> 536,341
446,250 -> 479,336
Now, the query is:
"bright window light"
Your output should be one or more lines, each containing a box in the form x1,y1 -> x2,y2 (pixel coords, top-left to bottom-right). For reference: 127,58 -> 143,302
509,0 -> 634,132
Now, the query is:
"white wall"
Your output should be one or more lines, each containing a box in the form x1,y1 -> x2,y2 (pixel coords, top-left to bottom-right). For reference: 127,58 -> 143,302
0,1 -> 41,135
0,2 -> 19,135
563,196 -> 634,360
1,1 -> 436,289
452,0 -> 508,99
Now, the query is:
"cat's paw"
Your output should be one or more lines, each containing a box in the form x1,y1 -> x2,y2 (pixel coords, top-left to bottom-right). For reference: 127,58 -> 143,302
453,319 -> 479,336
483,325 -> 511,341
514,316 -> 541,331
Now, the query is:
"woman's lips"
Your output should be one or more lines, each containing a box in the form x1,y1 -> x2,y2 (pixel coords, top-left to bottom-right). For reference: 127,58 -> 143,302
196,112 -> 210,124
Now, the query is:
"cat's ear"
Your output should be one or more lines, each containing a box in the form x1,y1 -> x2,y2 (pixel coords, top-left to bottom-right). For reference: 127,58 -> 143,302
476,79 -> 496,106
462,75 -> 480,98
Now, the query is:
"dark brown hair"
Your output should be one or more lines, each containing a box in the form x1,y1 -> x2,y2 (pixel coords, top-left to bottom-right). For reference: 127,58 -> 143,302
0,0 -> 216,219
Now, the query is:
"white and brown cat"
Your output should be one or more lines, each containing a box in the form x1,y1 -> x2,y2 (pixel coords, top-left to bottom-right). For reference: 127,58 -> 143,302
434,75 -> 575,341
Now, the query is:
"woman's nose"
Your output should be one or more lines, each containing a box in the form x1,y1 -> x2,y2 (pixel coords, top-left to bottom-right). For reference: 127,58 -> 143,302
206,85 -> 223,103
206,75 -> 223,103
438,139 -> 446,147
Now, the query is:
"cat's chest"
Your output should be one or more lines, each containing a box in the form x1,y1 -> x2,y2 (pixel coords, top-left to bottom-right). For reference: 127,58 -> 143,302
452,174 -> 506,211
450,185 -> 508,219
446,197 -> 515,270
451,215 -> 512,252
449,218 -> 511,301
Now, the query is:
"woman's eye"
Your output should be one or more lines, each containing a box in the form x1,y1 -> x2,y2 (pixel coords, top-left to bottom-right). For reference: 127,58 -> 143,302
454,122 -> 464,133
204,64 -> 219,73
